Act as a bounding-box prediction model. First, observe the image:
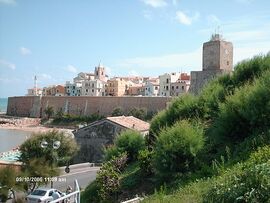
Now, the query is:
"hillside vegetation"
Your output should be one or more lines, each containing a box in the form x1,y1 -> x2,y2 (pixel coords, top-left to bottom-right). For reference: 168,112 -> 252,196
81,53 -> 270,203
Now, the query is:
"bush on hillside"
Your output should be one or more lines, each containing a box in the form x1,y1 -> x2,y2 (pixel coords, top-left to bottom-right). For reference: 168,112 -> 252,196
103,130 -> 146,162
232,54 -> 270,87
96,153 -> 128,202
199,78 -> 229,119
149,94 -> 203,143
209,70 -> 270,147
204,146 -> 270,203
153,120 -> 204,177
138,149 -> 154,175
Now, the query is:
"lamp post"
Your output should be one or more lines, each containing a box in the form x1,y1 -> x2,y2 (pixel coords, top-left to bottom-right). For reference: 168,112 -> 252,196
41,139 -> 61,188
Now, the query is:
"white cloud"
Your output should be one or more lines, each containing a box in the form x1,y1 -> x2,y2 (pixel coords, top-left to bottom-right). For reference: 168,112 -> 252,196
176,11 -> 200,25
141,0 -> 167,8
20,47 -> 32,55
0,0 -> 16,5
207,14 -> 221,24
65,65 -> 78,73
116,48 -> 202,74
0,59 -> 16,70
226,30 -> 268,42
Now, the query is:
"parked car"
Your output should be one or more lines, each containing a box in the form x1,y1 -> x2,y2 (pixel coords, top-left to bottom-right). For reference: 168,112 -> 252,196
26,188 -> 65,203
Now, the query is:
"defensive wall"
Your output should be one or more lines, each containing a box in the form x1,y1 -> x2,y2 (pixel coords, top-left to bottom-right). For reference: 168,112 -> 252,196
7,96 -> 173,118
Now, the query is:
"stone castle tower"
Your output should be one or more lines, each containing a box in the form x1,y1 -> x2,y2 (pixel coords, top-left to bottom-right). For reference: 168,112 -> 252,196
189,34 -> 233,95
94,62 -> 106,82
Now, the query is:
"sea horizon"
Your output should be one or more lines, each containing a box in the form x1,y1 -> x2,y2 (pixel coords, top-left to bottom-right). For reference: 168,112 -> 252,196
0,98 -> 8,113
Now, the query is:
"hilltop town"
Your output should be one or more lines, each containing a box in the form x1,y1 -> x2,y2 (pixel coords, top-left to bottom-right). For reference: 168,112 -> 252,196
26,34 -> 233,98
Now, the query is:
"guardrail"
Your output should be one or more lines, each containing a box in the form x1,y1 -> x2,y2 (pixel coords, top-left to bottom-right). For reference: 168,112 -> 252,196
50,179 -> 80,203
121,197 -> 144,203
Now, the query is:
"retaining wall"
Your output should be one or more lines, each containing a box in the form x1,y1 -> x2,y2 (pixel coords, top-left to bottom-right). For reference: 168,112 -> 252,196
7,96 -> 173,118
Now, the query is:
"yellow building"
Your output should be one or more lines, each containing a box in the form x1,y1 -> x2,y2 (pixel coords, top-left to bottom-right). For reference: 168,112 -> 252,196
106,77 -> 128,96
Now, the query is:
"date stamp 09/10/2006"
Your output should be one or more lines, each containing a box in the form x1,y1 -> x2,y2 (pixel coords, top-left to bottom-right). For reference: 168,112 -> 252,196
15,176 -> 67,183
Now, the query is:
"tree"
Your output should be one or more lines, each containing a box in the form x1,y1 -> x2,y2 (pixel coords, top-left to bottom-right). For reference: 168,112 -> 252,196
127,107 -> 147,120
44,106 -> 54,119
0,167 -> 23,202
111,107 -> 124,116
153,120 -> 204,177
104,130 -> 146,162
22,158 -> 60,192
19,130 -> 78,190
20,130 -> 78,166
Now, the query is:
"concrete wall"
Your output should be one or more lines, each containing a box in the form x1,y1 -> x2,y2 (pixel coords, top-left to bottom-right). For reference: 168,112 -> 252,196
7,96 -> 172,118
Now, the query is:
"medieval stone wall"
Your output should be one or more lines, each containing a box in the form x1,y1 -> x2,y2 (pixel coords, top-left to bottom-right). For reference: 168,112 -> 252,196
7,96 -> 172,118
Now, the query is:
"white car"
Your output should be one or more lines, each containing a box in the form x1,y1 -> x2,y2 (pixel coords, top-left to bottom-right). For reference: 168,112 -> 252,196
26,188 -> 65,203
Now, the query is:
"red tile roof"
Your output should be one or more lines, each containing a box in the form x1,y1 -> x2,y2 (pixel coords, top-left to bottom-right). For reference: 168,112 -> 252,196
106,116 -> 150,132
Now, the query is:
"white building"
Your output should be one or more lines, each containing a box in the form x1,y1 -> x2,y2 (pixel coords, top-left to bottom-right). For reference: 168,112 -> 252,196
26,88 -> 42,96
159,72 -> 181,96
144,78 -> 159,96
82,79 -> 106,96
65,63 -> 108,96
65,81 -> 82,96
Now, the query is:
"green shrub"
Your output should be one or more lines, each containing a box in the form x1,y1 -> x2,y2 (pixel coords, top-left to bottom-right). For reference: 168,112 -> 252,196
52,113 -> 104,125
96,153 -> 128,202
149,110 -> 168,142
210,70 -> 270,146
20,130 -> 78,166
127,107 -> 147,120
104,130 -> 146,162
111,107 -> 124,116
149,94 -> 203,143
205,162 -> 270,203
81,181 -> 100,203
138,149 -> 154,175
232,54 -> 270,87
153,120 -> 205,177
199,79 -> 228,119
103,145 -> 121,161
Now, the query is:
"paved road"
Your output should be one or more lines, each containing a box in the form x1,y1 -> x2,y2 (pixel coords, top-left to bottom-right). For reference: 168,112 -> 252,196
53,163 -> 100,191
6,163 -> 99,203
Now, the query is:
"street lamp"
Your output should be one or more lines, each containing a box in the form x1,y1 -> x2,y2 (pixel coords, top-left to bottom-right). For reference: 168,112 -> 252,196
41,139 -> 61,188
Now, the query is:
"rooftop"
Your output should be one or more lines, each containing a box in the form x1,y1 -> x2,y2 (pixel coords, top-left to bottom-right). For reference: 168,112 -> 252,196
106,116 -> 150,132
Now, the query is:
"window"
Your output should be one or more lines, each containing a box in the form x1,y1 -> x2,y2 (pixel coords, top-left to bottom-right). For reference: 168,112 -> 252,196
155,86 -> 158,90
227,61 -> 229,65
182,86 -> 184,90
172,86 -> 174,90
166,79 -> 169,83
86,89 -> 88,92
176,86 -> 179,89
166,86 -> 169,91
92,89 -> 94,93
92,84 -> 94,88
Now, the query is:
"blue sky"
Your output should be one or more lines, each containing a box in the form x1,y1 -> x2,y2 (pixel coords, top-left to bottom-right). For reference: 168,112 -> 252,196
0,0 -> 269,97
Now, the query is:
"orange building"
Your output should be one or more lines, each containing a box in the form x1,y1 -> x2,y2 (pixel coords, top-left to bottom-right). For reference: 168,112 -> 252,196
106,78 -> 128,96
